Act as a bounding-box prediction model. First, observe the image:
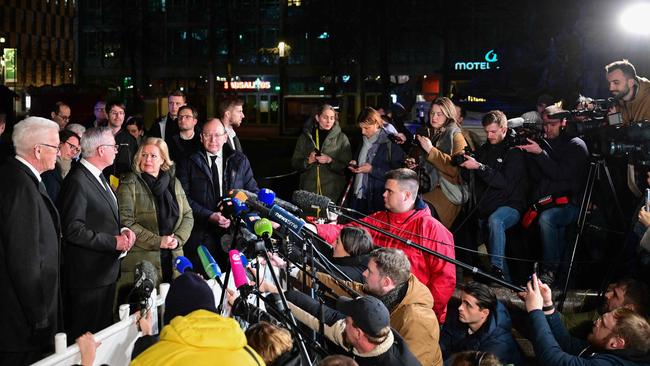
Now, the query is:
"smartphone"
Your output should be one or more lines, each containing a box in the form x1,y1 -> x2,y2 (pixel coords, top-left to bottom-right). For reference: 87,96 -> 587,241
646,188 -> 650,212
349,163 -> 359,169
314,148 -> 322,157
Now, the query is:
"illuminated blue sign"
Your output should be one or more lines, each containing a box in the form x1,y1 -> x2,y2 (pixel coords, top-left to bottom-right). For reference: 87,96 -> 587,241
454,50 -> 499,71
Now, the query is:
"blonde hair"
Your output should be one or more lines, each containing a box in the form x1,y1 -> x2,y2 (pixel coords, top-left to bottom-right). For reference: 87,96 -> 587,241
429,97 -> 458,128
356,107 -> 383,128
245,321 -> 293,364
132,137 -> 173,173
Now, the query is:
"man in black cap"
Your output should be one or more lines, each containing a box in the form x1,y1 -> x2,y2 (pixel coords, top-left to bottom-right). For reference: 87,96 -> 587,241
287,294 -> 421,366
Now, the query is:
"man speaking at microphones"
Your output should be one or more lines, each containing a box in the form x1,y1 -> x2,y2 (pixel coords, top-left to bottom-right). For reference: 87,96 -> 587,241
177,118 -> 259,273
300,168 -> 456,324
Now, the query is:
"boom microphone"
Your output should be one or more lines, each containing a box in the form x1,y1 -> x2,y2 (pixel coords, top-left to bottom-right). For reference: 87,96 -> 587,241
292,190 -> 333,212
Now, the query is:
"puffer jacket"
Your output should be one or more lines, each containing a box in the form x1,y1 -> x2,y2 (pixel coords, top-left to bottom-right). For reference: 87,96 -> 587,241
291,120 -> 352,203
130,309 -> 265,366
116,166 -> 194,283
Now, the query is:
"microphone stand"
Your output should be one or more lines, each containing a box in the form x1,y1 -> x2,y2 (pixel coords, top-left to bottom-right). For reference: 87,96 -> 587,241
330,206 -> 526,293
252,241 -> 314,366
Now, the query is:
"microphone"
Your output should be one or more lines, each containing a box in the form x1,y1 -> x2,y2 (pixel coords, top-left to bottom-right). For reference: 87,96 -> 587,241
292,190 -> 333,212
174,255 -> 194,274
197,245 -> 224,288
229,249 -> 253,296
254,218 -> 276,252
217,198 -> 237,218
232,189 -> 306,239
133,260 -> 157,316
231,188 -> 303,216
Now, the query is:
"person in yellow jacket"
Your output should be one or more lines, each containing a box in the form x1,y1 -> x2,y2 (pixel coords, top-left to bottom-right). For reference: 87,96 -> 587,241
131,272 -> 265,366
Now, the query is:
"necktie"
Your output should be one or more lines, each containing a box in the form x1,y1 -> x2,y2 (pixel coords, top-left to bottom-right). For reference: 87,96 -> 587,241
210,155 -> 221,197
233,135 -> 242,152
100,174 -> 118,205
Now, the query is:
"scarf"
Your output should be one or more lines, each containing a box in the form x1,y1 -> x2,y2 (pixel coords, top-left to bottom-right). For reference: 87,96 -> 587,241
141,171 -> 180,236
353,131 -> 382,198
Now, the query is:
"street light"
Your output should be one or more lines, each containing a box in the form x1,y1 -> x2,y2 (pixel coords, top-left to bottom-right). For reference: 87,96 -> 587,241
620,3 -> 650,35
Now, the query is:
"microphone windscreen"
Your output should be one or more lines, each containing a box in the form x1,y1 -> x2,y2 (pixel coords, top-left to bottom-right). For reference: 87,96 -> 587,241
229,250 -> 249,289
243,212 -> 261,232
134,260 -> 157,288
292,190 -> 332,211
217,198 -> 236,217
507,117 -> 525,129
174,256 -> 193,274
258,188 -> 276,206
197,245 -> 221,279
232,198 -> 248,216
254,218 -> 273,237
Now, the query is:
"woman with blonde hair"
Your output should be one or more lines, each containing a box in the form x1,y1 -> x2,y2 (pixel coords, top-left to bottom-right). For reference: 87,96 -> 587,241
407,97 -> 468,228
116,137 -> 194,302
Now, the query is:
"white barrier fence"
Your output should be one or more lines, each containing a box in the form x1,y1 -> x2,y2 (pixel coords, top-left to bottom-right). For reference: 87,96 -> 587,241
29,264 -> 275,366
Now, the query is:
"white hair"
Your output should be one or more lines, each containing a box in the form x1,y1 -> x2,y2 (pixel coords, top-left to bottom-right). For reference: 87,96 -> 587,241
81,126 -> 112,158
12,117 -> 59,156
65,123 -> 86,137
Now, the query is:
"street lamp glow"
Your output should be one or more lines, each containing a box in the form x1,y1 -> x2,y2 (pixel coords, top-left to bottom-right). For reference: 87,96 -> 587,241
620,3 -> 650,34
278,42 -> 286,57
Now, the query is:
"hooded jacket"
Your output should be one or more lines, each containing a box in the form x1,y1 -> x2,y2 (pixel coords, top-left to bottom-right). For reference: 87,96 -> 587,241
529,310 -> 650,366
440,301 -> 523,365
317,199 -> 456,323
130,309 -> 265,366
291,120 -> 352,203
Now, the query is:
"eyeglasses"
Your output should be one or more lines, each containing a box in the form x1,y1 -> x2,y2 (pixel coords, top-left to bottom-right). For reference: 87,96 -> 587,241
99,144 -> 119,152
141,153 -> 159,160
37,143 -> 61,153
109,111 -> 125,116
178,114 -> 195,120
65,141 -> 80,153
56,114 -> 71,121
202,132 -> 227,140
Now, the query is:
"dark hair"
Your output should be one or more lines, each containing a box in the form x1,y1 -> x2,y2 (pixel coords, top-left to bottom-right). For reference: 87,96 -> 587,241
168,90 -> 186,101
451,351 -> 501,366
217,96 -> 244,119
384,168 -> 419,197
319,355 -> 359,366
178,105 -> 198,119
339,227 -> 374,257
59,129 -> 80,144
105,100 -> 125,113
481,110 -> 507,128
125,116 -> 144,131
368,247 -> 411,285
52,101 -> 69,114
606,59 -> 638,79
459,282 -> 497,312
617,278 -> 650,315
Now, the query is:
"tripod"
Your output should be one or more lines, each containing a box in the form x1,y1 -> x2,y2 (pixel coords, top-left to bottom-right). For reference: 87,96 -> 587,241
558,154 -> 626,311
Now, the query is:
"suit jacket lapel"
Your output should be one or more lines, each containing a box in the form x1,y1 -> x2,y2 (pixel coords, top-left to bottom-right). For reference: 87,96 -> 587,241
79,165 -> 120,222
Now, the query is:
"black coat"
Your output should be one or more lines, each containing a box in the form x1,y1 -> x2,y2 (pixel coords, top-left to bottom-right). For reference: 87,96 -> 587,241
0,158 -> 61,352
147,115 -> 179,147
474,130 -> 528,218
103,129 -> 138,180
177,145 -> 259,267
59,163 -> 122,289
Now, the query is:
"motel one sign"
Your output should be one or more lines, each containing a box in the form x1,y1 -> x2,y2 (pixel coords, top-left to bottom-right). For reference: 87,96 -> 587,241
454,50 -> 499,71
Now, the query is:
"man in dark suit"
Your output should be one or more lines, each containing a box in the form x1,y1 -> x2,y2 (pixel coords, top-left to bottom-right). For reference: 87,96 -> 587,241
177,118 -> 258,272
0,117 -> 62,364
168,105 -> 202,164
148,90 -> 185,146
59,126 -> 136,341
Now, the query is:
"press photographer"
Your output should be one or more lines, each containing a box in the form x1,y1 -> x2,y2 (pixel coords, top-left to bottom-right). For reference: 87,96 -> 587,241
605,59 -> 650,124
518,105 -> 589,285
458,110 -> 528,282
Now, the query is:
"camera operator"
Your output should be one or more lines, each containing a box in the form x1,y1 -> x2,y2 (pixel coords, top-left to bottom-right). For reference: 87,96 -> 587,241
605,59 -> 650,124
459,110 -> 528,282
518,106 -> 589,285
